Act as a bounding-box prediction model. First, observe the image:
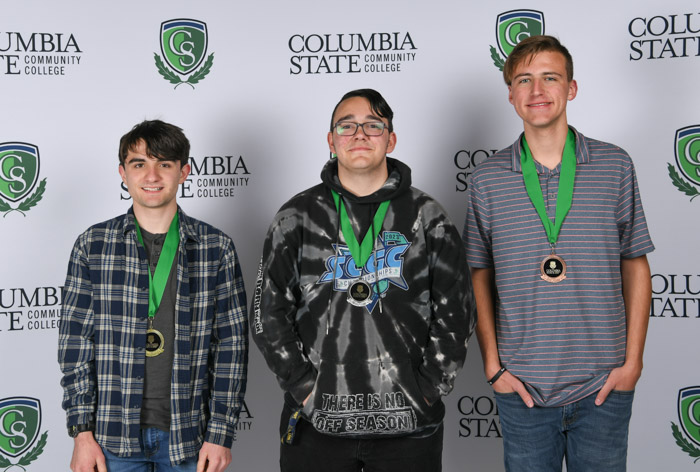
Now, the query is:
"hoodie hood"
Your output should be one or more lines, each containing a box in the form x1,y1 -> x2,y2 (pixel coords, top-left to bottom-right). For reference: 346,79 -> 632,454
320,157 -> 412,204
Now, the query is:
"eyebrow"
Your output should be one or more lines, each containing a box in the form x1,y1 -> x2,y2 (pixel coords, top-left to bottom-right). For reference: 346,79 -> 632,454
335,114 -> 383,123
514,71 -> 563,80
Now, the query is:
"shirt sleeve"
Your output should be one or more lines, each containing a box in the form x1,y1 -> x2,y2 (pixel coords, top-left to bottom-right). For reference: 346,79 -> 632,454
617,158 -> 655,259
250,211 -> 317,405
415,201 -> 477,404
58,233 -> 98,428
204,239 -> 249,448
464,177 -> 494,269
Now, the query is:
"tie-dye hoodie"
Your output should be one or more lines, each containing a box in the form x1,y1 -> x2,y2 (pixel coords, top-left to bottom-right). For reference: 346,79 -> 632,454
251,157 -> 476,438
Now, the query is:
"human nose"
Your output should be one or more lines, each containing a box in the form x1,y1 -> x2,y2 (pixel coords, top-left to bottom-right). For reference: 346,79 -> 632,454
531,78 -> 545,95
353,124 -> 369,138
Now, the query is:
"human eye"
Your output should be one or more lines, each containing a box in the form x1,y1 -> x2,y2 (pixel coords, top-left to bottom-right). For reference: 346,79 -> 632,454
336,122 -> 355,135
367,122 -> 383,130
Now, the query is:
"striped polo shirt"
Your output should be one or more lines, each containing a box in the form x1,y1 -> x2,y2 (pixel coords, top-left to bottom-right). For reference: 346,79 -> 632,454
464,127 -> 654,407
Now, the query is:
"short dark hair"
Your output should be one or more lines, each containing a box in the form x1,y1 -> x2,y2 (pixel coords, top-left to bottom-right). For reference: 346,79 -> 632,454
330,89 -> 394,133
118,120 -> 190,167
503,35 -> 574,86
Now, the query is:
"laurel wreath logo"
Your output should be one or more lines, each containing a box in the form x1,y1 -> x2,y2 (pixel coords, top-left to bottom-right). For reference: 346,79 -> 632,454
671,422 -> 700,463
489,46 -> 505,71
154,53 -> 214,89
0,431 -> 48,471
668,163 -> 700,201
0,178 -> 47,217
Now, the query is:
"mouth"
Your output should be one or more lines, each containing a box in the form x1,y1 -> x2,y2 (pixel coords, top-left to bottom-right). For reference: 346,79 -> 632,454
142,187 -> 163,192
528,102 -> 552,108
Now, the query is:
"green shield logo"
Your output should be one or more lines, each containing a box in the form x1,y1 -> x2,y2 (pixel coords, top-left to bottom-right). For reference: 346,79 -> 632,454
679,387 -> 700,447
496,10 -> 545,58
0,397 -> 41,458
160,19 -> 208,75
675,126 -> 700,186
0,143 -> 39,203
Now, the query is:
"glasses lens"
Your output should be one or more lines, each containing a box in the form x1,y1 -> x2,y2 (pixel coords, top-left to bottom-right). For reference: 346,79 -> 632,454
363,122 -> 385,136
336,122 -> 358,136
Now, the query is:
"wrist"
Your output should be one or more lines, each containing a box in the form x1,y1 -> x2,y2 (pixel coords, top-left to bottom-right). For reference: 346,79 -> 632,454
487,366 -> 507,385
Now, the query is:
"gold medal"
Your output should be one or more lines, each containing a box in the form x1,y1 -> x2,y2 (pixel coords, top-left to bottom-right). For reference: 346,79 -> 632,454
540,253 -> 567,283
146,319 -> 164,357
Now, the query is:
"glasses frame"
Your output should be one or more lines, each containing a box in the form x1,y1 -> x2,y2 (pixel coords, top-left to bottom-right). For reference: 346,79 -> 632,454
333,121 -> 387,137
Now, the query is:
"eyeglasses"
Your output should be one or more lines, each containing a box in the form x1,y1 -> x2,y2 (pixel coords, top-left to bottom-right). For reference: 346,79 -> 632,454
333,121 -> 386,137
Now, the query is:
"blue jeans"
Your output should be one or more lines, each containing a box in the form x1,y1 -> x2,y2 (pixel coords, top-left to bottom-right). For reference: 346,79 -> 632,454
102,428 -> 197,472
494,390 -> 634,472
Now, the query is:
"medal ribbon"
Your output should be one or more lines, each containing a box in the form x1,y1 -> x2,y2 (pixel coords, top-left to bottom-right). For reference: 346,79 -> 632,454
520,129 -> 577,247
331,190 -> 390,269
134,212 -> 180,319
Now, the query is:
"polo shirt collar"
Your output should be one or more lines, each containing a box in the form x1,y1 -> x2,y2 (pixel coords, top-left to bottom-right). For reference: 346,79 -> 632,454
510,125 -> 591,173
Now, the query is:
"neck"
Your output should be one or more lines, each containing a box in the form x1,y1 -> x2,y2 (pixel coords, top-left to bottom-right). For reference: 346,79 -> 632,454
133,204 -> 177,233
523,122 -> 569,170
337,166 -> 389,197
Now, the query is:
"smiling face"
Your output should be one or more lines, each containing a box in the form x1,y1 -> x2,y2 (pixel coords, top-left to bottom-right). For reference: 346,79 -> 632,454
327,96 -> 397,181
118,139 -> 190,215
508,50 -> 578,133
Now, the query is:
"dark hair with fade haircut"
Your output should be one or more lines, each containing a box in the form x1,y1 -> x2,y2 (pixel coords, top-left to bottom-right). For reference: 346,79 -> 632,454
330,88 -> 394,133
503,35 -> 574,86
118,120 -> 190,167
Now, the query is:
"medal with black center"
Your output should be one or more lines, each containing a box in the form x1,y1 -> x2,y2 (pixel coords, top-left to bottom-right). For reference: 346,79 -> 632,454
520,131 -> 577,285
347,279 -> 372,306
331,191 -> 390,311
540,253 -> 567,283
146,319 -> 165,357
134,213 -> 179,357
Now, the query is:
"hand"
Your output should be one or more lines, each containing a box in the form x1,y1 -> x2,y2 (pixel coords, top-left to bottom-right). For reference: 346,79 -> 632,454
197,442 -> 232,472
70,432 -> 106,472
595,363 -> 641,406
489,369 -> 534,408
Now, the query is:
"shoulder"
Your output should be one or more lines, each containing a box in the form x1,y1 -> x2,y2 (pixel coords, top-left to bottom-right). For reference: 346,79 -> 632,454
471,142 -> 517,181
270,183 -> 329,230
180,211 -> 236,253
578,132 -> 634,167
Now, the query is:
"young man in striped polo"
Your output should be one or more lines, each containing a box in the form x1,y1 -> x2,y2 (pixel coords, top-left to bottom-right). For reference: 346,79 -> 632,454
464,35 -> 654,471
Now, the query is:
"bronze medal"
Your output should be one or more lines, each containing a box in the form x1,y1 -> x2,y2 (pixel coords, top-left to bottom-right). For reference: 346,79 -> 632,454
347,280 -> 372,307
540,253 -> 567,283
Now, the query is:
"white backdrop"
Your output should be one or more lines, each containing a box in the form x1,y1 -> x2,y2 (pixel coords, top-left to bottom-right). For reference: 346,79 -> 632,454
2,1 -> 699,471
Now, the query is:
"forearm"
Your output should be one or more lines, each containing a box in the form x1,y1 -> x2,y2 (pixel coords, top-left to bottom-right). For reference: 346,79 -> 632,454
620,255 -> 651,370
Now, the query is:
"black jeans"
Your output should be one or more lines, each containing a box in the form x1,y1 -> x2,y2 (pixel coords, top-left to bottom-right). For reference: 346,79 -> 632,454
279,403 -> 443,472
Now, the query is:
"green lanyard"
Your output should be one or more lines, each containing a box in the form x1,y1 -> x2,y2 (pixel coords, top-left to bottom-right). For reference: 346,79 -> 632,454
520,129 -> 577,247
134,213 -> 180,319
331,190 -> 390,269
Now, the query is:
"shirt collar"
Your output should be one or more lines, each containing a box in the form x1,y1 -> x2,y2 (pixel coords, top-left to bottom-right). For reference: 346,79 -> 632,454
510,125 -> 590,173
122,206 -> 201,243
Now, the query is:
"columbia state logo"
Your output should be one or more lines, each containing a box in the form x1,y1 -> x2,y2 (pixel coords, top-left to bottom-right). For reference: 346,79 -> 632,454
668,125 -> 700,201
154,19 -> 214,89
671,386 -> 700,464
318,231 -> 411,314
0,397 -> 48,471
0,143 -> 47,217
489,10 -> 545,71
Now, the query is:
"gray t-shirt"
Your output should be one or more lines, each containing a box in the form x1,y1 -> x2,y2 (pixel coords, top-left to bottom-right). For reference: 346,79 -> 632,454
139,227 -> 177,432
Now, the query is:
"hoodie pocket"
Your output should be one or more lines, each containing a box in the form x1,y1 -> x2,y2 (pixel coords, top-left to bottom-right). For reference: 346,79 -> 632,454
304,358 -> 440,437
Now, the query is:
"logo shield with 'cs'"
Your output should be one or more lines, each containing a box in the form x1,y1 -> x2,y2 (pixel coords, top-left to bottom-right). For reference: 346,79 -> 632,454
496,10 -> 545,58
675,126 -> 700,187
160,19 -> 208,75
678,387 -> 700,447
0,143 -> 39,203
0,397 -> 41,458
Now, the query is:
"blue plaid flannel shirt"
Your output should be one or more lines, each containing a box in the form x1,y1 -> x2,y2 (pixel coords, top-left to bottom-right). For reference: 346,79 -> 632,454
58,207 -> 248,464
